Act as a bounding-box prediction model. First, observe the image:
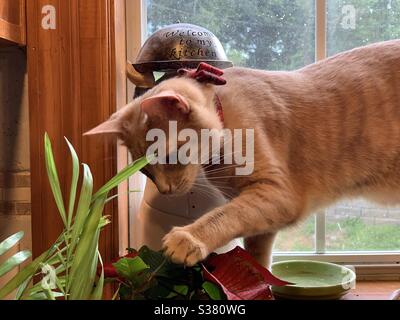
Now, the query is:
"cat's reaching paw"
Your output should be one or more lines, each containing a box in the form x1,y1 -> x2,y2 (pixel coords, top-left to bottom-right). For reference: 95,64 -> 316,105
162,227 -> 209,266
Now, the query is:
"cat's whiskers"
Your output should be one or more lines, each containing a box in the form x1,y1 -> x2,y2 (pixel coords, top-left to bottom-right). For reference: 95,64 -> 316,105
201,149 -> 240,169
191,183 -> 219,199
198,176 -> 247,181
199,135 -> 235,167
191,182 -> 234,201
202,162 -> 255,175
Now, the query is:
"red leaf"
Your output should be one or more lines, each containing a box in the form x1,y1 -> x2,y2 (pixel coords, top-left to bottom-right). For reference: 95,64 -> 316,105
202,246 -> 291,300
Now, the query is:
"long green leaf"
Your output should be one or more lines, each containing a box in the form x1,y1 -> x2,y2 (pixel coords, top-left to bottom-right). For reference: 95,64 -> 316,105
92,156 -> 152,201
26,291 -> 64,300
44,133 -> 67,226
69,229 -> 100,299
26,276 -> 65,296
15,278 -> 30,300
68,195 -> 106,299
0,232 -> 24,256
16,246 -> 70,300
65,137 -> 80,229
69,163 -> 93,255
91,251 -> 104,300
0,251 -> 31,277
0,249 -> 49,299
0,234 -> 65,300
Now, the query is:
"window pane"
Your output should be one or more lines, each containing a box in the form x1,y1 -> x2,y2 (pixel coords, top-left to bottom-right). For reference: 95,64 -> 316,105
327,0 -> 400,56
147,0 -> 315,70
274,215 -> 315,252
326,200 -> 400,251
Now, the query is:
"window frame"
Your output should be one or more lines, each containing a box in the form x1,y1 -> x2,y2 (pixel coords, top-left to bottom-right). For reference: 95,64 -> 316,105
130,0 -> 400,279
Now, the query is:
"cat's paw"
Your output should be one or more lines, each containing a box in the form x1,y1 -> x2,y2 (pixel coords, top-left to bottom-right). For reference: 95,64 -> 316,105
162,227 -> 209,266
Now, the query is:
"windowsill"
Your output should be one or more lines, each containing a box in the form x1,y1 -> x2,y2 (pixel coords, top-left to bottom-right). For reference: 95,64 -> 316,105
341,281 -> 399,300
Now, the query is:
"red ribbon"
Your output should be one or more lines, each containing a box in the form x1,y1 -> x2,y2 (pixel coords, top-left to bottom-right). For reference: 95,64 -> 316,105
178,62 -> 227,86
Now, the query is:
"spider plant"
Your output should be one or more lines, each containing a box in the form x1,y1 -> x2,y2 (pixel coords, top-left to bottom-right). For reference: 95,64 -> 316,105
0,232 -> 32,292
0,133 -> 151,300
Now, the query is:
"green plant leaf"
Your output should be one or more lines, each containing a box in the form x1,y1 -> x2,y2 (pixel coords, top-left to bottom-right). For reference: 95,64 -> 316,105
113,257 -> 150,282
25,276 -> 66,299
92,156 -> 153,201
0,246 -> 53,300
44,133 -> 67,227
163,284 -> 189,299
0,231 -> 24,256
138,246 -> 180,278
202,281 -> 224,300
1,232 -> 65,300
26,291 -> 64,300
68,195 -> 106,300
91,251 -> 104,300
138,246 -> 165,273
0,250 -> 32,278
69,163 -> 93,255
65,137 -> 80,229
15,278 -> 30,300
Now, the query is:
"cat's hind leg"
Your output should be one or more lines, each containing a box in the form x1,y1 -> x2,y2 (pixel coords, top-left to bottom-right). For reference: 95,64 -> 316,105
244,233 -> 276,270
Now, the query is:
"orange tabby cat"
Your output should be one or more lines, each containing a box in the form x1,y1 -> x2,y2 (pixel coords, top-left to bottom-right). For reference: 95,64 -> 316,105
86,40 -> 400,268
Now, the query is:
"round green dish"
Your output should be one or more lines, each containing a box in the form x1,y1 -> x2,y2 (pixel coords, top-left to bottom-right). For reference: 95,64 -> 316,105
271,260 -> 356,300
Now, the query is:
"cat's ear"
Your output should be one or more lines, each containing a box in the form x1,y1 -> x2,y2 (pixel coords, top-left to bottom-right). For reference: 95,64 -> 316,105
140,91 -> 190,119
83,118 -> 121,136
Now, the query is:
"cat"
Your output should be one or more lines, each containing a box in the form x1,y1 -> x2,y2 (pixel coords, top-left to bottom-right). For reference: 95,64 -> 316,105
85,40 -> 400,269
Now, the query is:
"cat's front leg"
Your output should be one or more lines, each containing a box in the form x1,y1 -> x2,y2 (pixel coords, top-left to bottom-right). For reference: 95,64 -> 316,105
162,185 -> 300,266
162,227 -> 210,266
244,233 -> 277,269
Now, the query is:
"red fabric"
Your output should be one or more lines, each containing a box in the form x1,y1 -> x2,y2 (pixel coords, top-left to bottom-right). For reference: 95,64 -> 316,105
177,62 -> 227,86
215,95 -> 224,125
177,63 -> 225,125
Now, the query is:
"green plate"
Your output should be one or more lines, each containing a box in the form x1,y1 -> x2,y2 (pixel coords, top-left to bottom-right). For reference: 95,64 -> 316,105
271,260 -> 356,300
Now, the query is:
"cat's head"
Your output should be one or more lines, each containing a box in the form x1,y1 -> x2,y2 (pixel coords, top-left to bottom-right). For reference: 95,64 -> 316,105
85,77 -> 223,195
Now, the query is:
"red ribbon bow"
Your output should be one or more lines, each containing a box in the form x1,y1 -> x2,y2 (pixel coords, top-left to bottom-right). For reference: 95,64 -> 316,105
178,62 -> 227,86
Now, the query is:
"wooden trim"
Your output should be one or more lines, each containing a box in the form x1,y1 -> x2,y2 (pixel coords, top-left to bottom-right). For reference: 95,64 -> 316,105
19,0 -> 26,45
0,0 -> 26,46
27,0 -> 122,273
342,281 -> 400,300
113,0 -> 129,256
126,0 -> 148,248
315,0 -> 326,61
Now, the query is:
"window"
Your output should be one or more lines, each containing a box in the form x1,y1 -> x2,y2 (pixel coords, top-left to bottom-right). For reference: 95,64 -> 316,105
147,0 -> 315,71
135,0 -> 400,273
